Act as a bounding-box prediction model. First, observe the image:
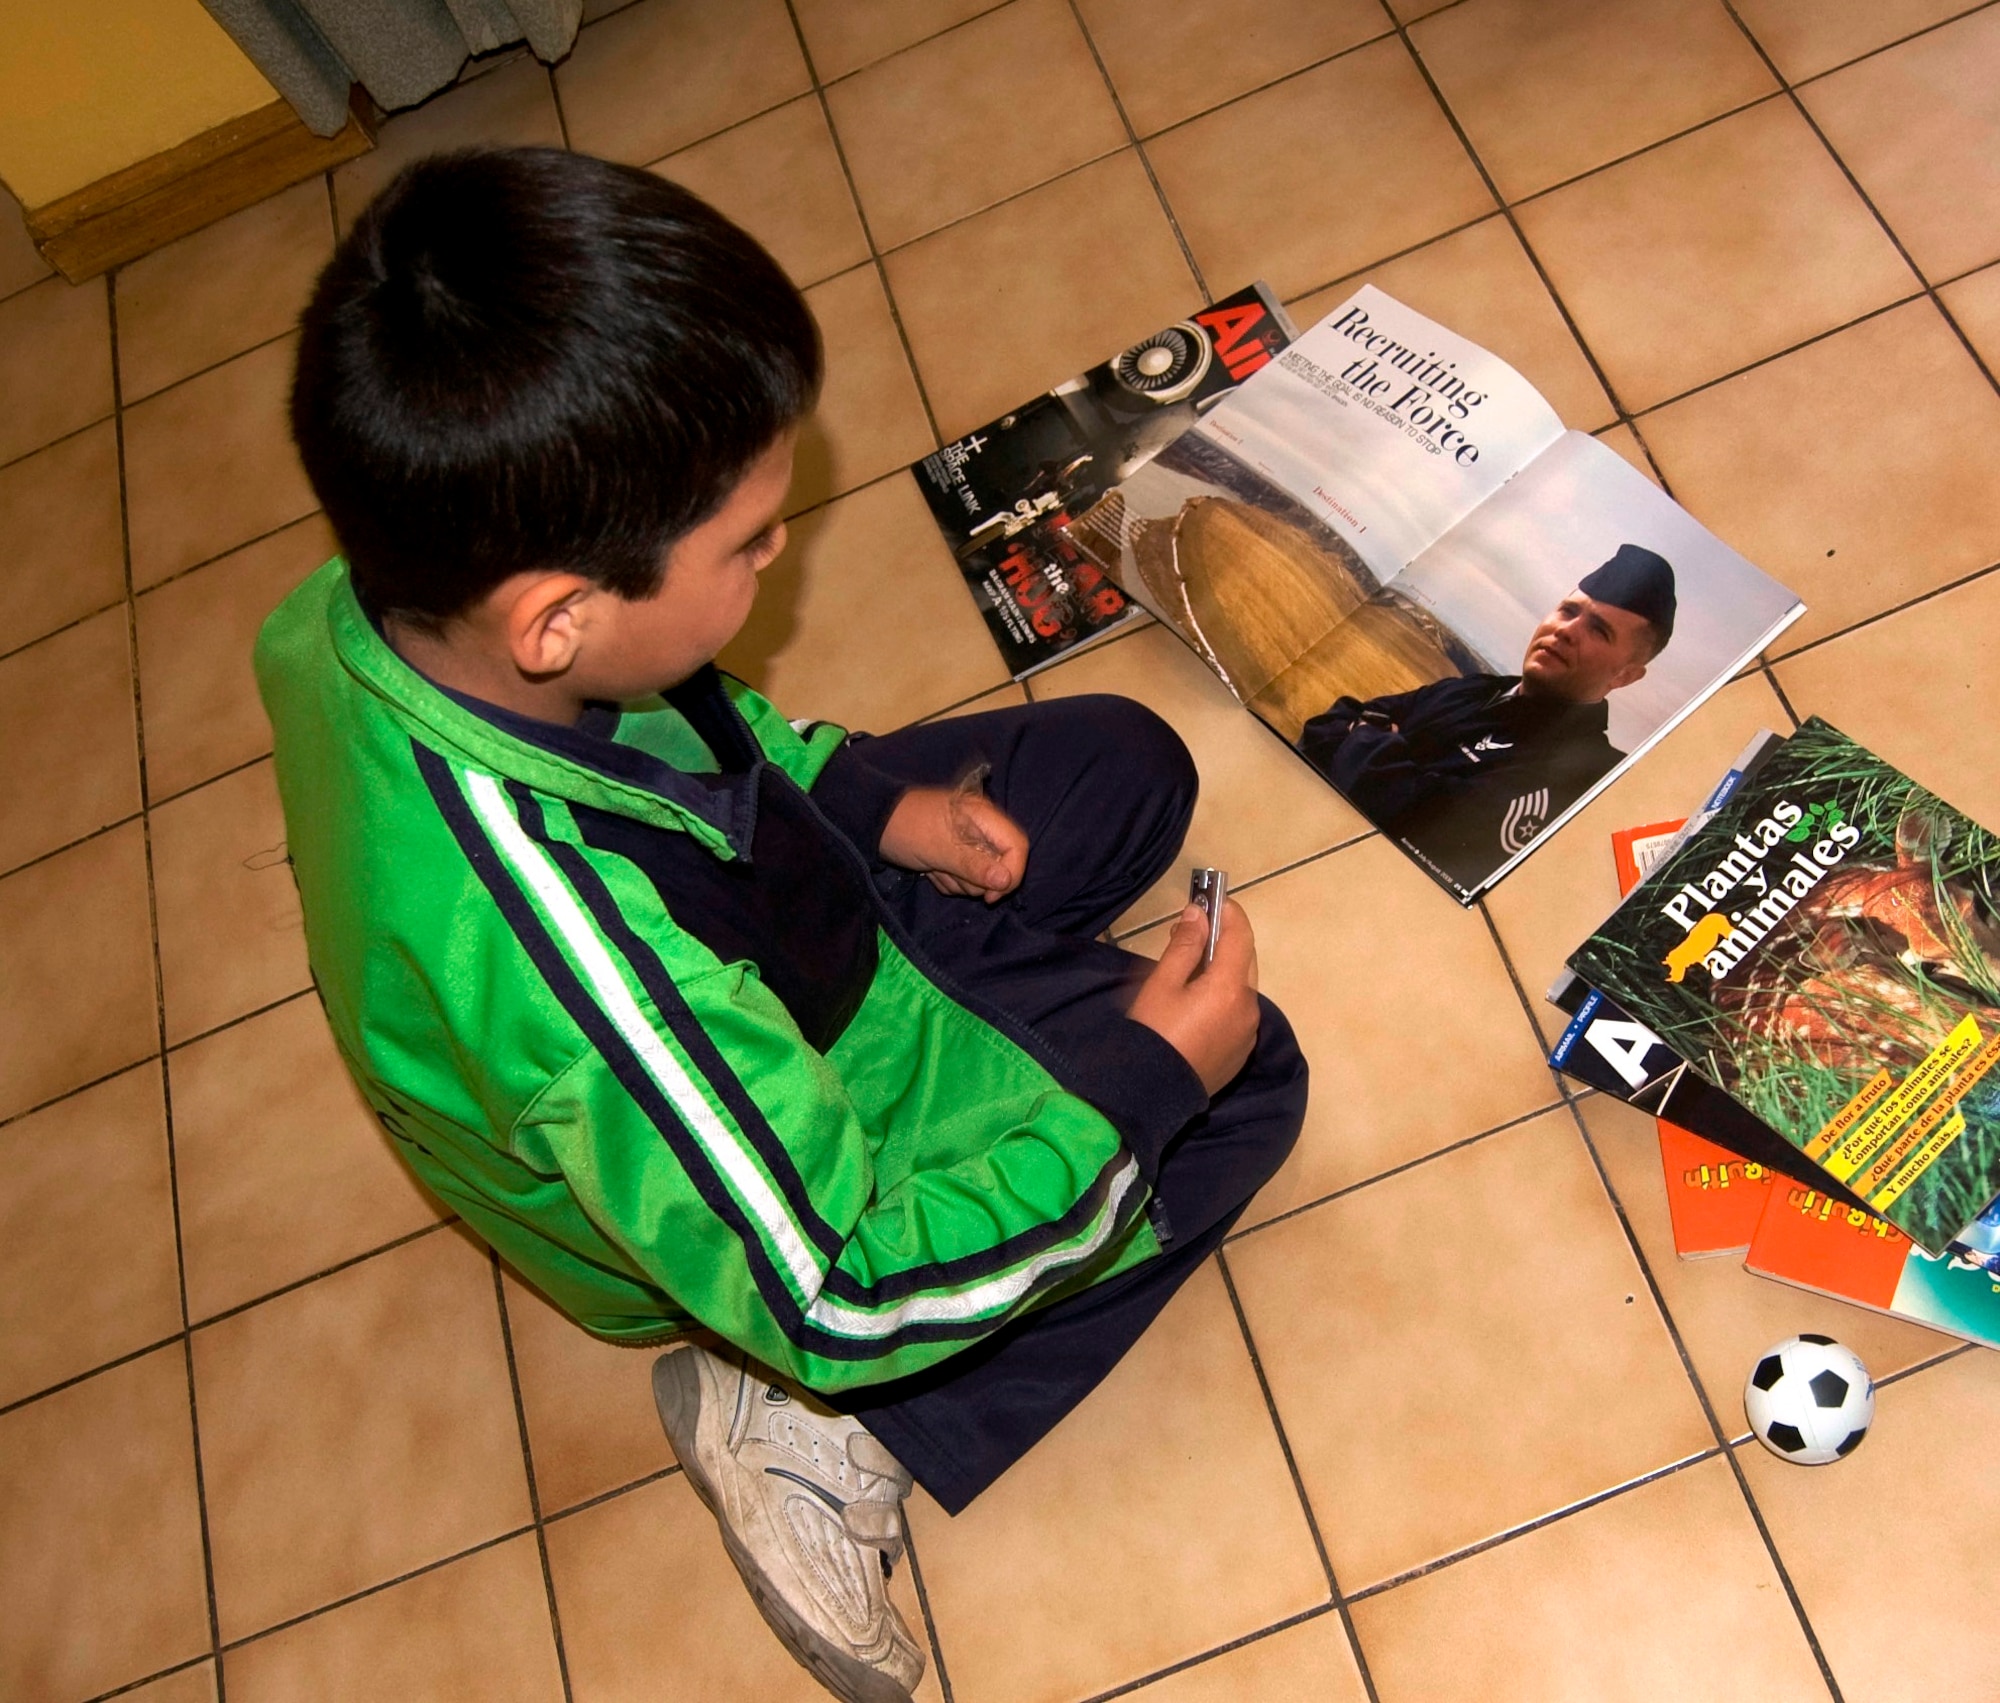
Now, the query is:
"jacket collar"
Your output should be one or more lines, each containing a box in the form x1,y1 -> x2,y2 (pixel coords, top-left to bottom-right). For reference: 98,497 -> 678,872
326,564 -> 759,858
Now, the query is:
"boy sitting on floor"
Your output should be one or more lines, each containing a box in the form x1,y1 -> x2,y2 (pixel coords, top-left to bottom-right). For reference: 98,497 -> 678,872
260,147 -> 1307,1703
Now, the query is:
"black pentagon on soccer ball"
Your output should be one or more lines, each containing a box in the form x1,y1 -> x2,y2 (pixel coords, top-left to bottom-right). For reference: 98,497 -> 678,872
1835,1426 -> 1868,1457
1752,1354 -> 1786,1391
1800,1332 -> 1836,1345
1809,1369 -> 1850,1408
1765,1420 -> 1809,1453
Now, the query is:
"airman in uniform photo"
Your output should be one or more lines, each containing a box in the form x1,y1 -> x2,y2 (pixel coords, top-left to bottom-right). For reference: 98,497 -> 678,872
1297,544 -> 1677,895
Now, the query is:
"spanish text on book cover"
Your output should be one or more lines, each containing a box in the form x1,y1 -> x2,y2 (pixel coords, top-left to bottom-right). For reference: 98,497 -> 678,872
1746,1184 -> 2000,1350
1071,285 -> 1803,902
1568,718 -> 2000,1255
912,283 -> 1293,679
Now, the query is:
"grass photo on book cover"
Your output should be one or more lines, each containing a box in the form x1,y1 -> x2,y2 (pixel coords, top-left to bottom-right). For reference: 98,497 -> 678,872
1570,719 -> 2000,1254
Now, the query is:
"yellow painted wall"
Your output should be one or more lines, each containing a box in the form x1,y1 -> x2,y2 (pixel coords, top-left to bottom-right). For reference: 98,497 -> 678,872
0,0 -> 279,208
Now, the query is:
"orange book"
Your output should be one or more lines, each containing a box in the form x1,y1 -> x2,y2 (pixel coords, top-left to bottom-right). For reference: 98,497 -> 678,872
1657,1117 -> 1776,1258
1745,1185 -> 2000,1349
1610,818 -> 1687,896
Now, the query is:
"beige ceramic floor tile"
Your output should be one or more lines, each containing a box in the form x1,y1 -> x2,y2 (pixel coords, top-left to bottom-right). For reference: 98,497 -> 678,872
0,821 -> 157,1122
826,0 -> 1127,252
557,0 -> 810,168
720,472 -> 1011,730
1582,1095 -> 1952,1437
1289,215 -> 1615,431
0,183 -> 52,299
0,274 -> 112,468
334,54 -> 565,228
0,606 -> 139,873
499,1270 -> 676,1514
1938,260 -> 2000,369
120,1663 -> 218,1703
1772,570 -> 2000,830
1079,0 -> 1387,138
1352,1456 -> 1828,1702
1033,623 -> 1365,932
1736,1350 -> 2000,1700
0,1346 -> 211,1703
653,95 -> 869,288
123,336 -> 317,591
794,0 -> 1002,80
1483,671 -> 1792,1048
791,264 -> 934,515
194,1227 -> 532,1640
0,1063 -> 179,1407
907,1261 -> 1326,1703
1801,8 -> 2000,282
223,1533 -> 564,1703
1220,836 -> 1559,1225
1147,37 -> 1493,304
1594,422 -> 1662,484
171,994 -> 444,1322
1379,0 -> 1456,17
150,759 -> 311,1046
1732,0 -> 1977,81
115,178 -> 334,404
1640,301 -> 2000,653
1411,0 -> 1775,201
136,514 -> 336,801
545,1471 -> 944,1703
0,421 -> 126,652
1121,1611 -> 1369,1703
884,149 -> 1199,440
1515,99 -> 1916,411
1229,1111 -> 1715,1589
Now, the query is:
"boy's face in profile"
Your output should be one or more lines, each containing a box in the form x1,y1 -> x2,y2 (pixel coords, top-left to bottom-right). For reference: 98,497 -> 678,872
385,430 -> 796,722
578,429 -> 796,698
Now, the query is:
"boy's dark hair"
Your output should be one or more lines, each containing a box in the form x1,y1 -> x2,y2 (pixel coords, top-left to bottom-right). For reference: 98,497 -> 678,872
291,147 -> 822,628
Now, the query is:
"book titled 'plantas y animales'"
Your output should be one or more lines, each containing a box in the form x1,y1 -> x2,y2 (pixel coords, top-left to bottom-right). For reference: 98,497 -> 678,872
1568,719 -> 2000,1255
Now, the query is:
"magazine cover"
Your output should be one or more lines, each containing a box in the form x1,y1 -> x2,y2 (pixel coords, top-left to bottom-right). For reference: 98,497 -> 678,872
1658,1118 -> 1777,1259
1072,285 -> 1804,902
1746,1185 -> 2000,1350
912,283 -> 1294,679
1568,718 -> 2000,1255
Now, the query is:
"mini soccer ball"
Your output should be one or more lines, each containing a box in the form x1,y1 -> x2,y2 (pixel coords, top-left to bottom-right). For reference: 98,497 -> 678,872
1744,1335 -> 1874,1464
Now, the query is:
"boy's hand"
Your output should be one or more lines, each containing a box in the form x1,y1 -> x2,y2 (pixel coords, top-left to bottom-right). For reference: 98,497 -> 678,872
1128,901 -> 1260,1096
879,783 -> 1029,903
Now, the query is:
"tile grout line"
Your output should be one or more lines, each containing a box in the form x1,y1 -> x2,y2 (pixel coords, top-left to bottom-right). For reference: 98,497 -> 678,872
1714,0 -> 2000,402
0,1217 -> 461,1419
1221,1094 -> 1567,1246
1760,661 -> 1806,732
488,1255 -> 578,1703
1213,1250 -> 1385,1703
1558,1091 -> 1848,1702
546,63 -> 574,152
800,0 -> 1017,94
1080,1603 -> 1346,1703
895,1511 -> 958,1703
107,262 -> 232,1702
1062,0 -> 1210,301
1376,4 -> 1673,486
781,0 -> 947,453
1786,0 -> 2000,90
1341,1445 -> 1723,1604
1767,557 -> 2000,667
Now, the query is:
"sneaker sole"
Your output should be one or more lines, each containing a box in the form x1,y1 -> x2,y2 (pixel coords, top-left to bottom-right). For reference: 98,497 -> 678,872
653,1352 -> 916,1703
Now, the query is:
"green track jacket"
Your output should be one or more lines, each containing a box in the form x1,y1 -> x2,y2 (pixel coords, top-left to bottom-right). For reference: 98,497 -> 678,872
256,561 -> 1185,1390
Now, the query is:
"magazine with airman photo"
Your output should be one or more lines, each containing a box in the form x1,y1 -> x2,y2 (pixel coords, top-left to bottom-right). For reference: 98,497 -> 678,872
1070,285 -> 1804,902
1568,719 -> 2000,1256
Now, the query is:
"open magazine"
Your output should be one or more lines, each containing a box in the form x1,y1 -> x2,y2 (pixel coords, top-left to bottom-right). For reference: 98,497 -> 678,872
1070,286 -> 1804,902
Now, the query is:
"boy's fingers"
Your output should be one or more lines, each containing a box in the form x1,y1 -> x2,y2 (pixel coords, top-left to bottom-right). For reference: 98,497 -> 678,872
1151,906 -> 1209,982
1212,900 -> 1257,984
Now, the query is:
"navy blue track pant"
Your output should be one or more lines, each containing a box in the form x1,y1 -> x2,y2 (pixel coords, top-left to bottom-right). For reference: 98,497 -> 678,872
832,694 -> 1309,1515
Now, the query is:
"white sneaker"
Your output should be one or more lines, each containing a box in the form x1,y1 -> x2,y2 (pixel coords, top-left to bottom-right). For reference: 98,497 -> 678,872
652,1343 -> 926,1703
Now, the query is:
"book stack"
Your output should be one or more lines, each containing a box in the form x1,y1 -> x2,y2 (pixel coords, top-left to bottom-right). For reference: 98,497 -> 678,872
1549,718 -> 2000,1347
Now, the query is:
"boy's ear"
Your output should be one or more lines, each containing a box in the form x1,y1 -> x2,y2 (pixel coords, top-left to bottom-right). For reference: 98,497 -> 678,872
501,573 -> 597,678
